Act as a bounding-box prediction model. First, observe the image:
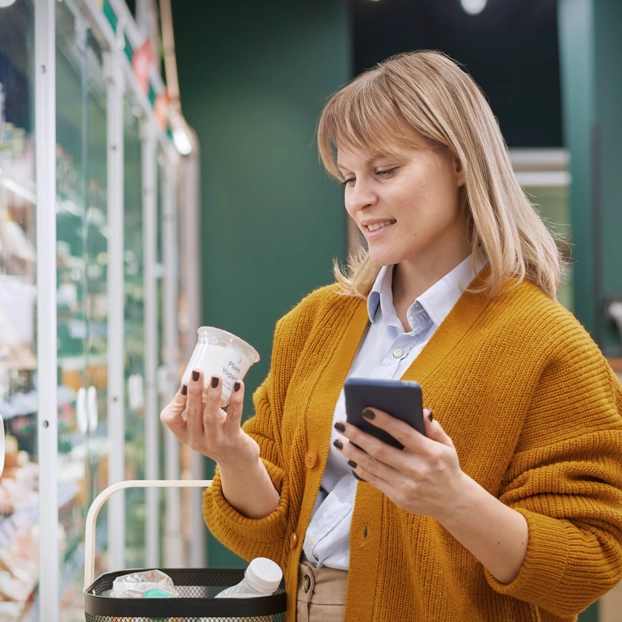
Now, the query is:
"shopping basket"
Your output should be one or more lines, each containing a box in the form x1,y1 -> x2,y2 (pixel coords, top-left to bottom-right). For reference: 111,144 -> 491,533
83,480 -> 287,621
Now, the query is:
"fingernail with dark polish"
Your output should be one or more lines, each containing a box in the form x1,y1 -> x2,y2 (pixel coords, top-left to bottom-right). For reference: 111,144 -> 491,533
428,410 -> 434,422
181,385 -> 187,396
334,421 -> 346,433
211,376 -> 219,389
362,409 -> 375,421
192,370 -> 199,382
347,460 -> 357,469
234,381 -> 241,392
333,439 -> 343,450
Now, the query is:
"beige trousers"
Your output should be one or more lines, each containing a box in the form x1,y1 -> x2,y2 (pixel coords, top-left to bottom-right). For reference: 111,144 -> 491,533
296,561 -> 348,622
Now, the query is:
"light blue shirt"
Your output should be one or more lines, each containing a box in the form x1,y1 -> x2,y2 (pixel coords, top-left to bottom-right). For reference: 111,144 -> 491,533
302,256 -> 480,570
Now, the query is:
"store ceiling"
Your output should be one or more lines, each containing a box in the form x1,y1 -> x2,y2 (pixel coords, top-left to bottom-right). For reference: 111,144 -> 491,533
352,0 -> 562,148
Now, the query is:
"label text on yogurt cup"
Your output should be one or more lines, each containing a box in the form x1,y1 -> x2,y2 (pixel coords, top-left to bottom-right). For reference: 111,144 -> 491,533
222,359 -> 241,380
217,345 -> 250,401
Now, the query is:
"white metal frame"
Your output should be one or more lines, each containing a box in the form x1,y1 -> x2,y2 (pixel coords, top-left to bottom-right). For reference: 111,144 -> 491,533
104,47 -> 126,573
178,129 -> 206,567
35,0 -> 60,618
162,151 -> 183,566
142,119 -> 160,567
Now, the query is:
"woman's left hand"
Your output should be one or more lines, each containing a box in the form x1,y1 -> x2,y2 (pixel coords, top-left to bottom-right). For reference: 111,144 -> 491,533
334,408 -> 466,520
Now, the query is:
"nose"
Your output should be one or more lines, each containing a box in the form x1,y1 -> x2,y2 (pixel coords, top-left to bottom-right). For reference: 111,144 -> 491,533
345,178 -> 378,216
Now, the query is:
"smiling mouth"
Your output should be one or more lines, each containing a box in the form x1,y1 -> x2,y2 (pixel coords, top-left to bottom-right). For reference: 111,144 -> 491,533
365,219 -> 396,232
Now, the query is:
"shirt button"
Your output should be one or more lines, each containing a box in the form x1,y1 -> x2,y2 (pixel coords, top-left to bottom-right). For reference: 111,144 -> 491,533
308,536 -> 315,545
305,451 -> 317,468
393,348 -> 403,358
290,533 -> 298,550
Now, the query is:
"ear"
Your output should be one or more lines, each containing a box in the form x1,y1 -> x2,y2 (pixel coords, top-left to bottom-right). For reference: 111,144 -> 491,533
454,156 -> 466,187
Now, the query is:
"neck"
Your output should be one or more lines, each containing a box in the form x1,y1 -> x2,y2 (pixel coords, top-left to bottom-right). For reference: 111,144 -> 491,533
392,245 -> 471,311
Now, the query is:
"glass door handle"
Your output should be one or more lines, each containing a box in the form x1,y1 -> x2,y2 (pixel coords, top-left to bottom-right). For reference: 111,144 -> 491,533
87,386 -> 98,433
76,387 -> 88,435
128,373 -> 144,410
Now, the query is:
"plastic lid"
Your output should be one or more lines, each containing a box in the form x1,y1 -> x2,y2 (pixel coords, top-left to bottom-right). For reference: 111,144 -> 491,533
244,558 -> 283,594
197,327 -> 260,364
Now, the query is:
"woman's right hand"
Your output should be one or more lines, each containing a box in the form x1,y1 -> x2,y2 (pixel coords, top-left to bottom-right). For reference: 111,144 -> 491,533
160,370 -> 260,473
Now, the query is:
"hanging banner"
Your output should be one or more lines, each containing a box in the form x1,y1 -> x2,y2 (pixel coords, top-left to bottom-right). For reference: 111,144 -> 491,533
132,37 -> 156,94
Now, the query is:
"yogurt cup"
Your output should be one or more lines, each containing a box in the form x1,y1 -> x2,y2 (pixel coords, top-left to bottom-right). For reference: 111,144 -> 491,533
181,327 -> 260,406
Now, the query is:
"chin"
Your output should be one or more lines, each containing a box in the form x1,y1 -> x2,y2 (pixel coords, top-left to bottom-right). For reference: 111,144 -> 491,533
367,250 -> 401,267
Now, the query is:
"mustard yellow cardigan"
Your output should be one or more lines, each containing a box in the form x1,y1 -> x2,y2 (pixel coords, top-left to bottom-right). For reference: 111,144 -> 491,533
204,277 -> 622,621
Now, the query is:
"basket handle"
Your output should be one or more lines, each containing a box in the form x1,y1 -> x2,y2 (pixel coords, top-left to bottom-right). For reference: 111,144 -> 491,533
84,479 -> 213,589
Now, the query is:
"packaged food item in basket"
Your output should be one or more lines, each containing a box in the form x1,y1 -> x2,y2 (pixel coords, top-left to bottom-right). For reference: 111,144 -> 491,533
110,569 -> 180,598
215,557 -> 282,598
181,327 -> 260,407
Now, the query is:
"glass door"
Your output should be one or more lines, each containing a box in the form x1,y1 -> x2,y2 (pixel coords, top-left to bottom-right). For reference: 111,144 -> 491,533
55,0 -> 109,617
0,0 -> 39,618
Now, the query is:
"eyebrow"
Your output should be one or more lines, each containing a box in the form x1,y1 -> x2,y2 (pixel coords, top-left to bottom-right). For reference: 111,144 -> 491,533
336,156 -> 386,171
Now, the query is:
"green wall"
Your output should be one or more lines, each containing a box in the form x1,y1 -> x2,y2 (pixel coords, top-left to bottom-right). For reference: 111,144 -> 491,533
173,0 -> 351,566
594,0 -> 622,354
559,0 -> 622,356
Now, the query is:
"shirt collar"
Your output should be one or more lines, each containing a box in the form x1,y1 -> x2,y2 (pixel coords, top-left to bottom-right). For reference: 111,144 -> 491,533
367,265 -> 394,324
366,256 -> 484,330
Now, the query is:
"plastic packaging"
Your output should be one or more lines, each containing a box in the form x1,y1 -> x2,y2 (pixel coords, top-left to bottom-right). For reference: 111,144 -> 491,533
181,327 -> 260,406
215,557 -> 282,598
110,569 -> 179,599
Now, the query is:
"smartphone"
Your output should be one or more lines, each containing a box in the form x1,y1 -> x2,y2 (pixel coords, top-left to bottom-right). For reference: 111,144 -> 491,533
344,378 -> 425,450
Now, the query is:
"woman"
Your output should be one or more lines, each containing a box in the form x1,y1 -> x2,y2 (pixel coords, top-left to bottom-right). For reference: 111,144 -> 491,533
161,51 -> 622,621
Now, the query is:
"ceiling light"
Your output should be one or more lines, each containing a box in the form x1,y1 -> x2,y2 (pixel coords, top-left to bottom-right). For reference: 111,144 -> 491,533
173,127 -> 192,156
461,0 -> 487,15
0,0 -> 18,7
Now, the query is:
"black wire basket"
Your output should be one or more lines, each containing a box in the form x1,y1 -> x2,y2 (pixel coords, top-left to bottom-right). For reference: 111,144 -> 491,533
84,567 -> 286,622
83,481 -> 286,622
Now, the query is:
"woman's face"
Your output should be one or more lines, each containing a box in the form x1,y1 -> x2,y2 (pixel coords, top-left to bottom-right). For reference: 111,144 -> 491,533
338,144 -> 469,270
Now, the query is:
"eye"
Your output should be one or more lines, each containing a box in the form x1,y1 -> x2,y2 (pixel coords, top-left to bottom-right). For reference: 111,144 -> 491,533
376,167 -> 397,178
341,177 -> 355,187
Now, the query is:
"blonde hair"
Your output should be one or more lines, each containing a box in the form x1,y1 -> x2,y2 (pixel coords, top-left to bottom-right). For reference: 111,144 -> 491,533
317,50 -> 562,299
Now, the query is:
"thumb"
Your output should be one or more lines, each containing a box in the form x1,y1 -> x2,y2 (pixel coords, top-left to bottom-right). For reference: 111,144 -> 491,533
160,385 -> 188,440
423,409 -> 454,448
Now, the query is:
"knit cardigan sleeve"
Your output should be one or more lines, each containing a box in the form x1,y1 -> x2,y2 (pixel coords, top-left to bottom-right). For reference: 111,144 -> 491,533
485,322 -> 622,616
202,287 -> 329,567
201,374 -> 291,566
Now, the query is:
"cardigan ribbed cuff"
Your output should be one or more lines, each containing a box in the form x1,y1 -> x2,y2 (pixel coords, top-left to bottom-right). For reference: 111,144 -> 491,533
484,507 -> 570,613
203,459 -> 289,543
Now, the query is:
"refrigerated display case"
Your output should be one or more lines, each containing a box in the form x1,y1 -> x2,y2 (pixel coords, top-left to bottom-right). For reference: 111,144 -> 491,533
55,1 -> 111,617
0,0 -> 202,619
